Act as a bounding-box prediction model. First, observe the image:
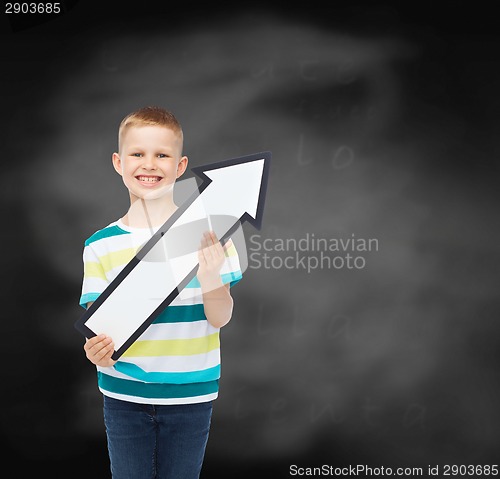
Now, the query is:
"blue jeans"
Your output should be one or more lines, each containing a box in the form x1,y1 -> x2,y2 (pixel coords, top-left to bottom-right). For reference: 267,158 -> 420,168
103,395 -> 213,479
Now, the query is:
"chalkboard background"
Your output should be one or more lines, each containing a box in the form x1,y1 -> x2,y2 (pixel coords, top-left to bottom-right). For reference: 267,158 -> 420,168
2,2 -> 499,477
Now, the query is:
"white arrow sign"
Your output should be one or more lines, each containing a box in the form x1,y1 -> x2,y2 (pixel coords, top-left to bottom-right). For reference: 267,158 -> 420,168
75,151 -> 271,359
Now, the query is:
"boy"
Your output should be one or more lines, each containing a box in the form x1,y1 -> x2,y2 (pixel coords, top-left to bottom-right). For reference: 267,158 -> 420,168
80,106 -> 242,478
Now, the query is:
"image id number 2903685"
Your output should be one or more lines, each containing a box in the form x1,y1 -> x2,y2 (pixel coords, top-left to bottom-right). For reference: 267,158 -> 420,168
5,3 -> 61,13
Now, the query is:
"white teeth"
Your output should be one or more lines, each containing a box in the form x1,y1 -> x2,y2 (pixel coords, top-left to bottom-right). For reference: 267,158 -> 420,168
137,176 -> 160,183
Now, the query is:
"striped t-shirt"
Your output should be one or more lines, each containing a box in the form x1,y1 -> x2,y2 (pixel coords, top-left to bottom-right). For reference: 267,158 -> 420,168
79,219 -> 242,405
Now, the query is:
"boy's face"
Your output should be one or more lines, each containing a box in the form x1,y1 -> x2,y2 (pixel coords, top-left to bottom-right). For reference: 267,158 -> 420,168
112,125 -> 188,202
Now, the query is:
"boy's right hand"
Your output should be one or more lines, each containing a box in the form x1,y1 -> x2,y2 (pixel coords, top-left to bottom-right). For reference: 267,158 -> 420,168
84,334 -> 117,367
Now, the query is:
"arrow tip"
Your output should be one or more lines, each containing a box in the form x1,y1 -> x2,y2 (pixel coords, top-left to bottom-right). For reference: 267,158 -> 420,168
191,151 -> 271,230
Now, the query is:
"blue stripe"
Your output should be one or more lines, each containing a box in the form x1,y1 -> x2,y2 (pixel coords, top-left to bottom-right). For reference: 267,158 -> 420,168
79,292 -> 100,308
185,270 -> 243,288
114,362 -> 220,384
85,225 -> 130,246
153,304 -> 206,324
98,372 -> 219,399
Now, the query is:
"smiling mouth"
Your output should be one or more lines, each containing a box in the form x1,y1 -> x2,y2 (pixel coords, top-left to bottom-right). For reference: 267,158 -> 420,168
136,175 -> 163,183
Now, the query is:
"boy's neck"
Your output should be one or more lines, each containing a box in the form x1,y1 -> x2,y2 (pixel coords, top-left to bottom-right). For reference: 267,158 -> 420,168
122,196 -> 177,230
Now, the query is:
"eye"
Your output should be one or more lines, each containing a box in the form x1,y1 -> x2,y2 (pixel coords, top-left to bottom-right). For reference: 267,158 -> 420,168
157,153 -> 168,158
131,153 -> 143,157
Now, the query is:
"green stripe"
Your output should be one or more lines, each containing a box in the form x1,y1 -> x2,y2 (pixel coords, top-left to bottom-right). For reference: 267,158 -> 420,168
85,225 -> 130,246
98,372 -> 219,399
153,304 -> 206,324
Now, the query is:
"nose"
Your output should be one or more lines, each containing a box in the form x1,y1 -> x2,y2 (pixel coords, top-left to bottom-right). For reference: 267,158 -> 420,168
142,154 -> 158,170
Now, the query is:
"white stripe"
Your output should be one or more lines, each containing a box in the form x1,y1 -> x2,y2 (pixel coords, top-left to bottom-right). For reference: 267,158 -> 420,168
136,321 -> 218,341
120,349 -> 221,373
96,233 -> 146,251
221,256 -> 240,275
101,389 -> 218,405
97,364 -> 137,380
98,348 -> 220,375
81,277 -> 108,297
83,247 -> 99,262
170,292 -> 203,304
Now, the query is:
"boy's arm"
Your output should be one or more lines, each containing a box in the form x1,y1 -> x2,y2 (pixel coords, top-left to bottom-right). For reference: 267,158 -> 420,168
197,232 -> 234,329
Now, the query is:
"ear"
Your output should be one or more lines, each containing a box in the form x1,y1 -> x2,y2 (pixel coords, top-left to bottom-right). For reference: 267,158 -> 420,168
112,152 -> 123,176
176,156 -> 189,179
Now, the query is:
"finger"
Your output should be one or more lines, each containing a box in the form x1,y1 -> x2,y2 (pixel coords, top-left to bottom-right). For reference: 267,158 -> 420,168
209,230 -> 219,245
200,233 -> 211,252
200,232 -> 209,247
85,338 -> 105,356
208,231 -> 223,253
199,232 -> 210,260
211,235 -> 224,261
210,232 -> 225,258
87,336 -> 113,359
203,231 -> 214,247
210,243 -> 223,261
84,334 -> 106,350
93,343 -> 115,363
203,245 -> 214,262
101,348 -> 115,362
201,233 -> 214,261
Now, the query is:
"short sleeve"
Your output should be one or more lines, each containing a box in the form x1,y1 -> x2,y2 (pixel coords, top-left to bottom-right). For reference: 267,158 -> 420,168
79,243 -> 108,309
220,238 -> 242,288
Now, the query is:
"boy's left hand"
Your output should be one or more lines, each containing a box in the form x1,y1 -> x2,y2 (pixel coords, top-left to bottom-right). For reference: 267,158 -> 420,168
197,231 -> 225,292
